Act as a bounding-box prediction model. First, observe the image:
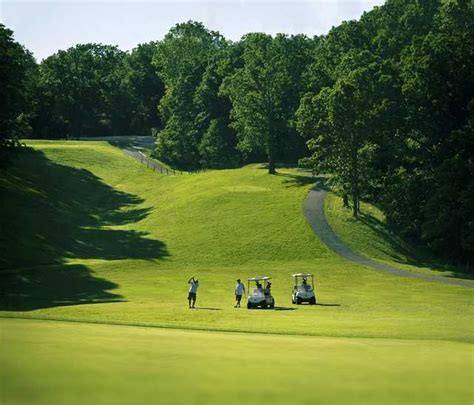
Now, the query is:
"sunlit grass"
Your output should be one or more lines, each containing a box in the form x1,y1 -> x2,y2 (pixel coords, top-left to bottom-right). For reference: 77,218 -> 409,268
2,318 -> 472,405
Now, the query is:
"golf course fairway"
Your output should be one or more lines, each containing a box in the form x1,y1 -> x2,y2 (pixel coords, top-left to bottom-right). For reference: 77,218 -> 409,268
1,141 -> 473,404
2,318 -> 472,405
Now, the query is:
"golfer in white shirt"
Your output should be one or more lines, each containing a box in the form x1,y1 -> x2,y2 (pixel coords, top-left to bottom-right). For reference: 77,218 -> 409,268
234,279 -> 245,308
188,276 -> 199,308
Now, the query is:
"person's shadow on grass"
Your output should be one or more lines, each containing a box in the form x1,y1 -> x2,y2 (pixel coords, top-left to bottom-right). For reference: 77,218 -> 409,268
193,307 -> 222,311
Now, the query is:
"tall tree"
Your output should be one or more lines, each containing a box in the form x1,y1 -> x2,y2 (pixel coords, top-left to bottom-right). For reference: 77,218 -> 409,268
223,33 -> 311,174
388,0 -> 474,257
122,42 -> 165,135
0,24 -> 36,164
35,44 -> 127,138
298,0 -> 474,259
194,46 -> 241,168
153,21 -> 226,169
298,51 -> 396,217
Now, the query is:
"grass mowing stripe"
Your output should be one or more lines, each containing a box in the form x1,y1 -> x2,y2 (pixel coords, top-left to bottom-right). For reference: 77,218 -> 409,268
2,314 -> 471,343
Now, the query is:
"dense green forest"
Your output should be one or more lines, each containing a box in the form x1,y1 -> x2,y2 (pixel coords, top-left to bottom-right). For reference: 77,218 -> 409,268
1,0 -> 473,260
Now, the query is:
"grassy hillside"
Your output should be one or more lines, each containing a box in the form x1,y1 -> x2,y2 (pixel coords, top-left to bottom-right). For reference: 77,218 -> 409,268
324,193 -> 473,279
0,142 -> 472,340
0,140 -> 472,404
0,140 -> 472,340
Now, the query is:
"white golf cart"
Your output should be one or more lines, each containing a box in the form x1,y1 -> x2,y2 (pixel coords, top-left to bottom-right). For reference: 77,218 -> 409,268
247,276 -> 275,309
292,273 -> 317,305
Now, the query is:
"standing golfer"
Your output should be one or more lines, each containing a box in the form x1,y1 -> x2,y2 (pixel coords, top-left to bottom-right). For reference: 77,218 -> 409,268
188,276 -> 199,309
234,279 -> 245,308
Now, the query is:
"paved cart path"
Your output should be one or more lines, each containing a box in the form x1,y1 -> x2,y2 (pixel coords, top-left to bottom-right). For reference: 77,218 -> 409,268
304,189 -> 474,288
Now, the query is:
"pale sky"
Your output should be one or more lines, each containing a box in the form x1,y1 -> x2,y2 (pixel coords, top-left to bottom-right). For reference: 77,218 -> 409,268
0,0 -> 384,62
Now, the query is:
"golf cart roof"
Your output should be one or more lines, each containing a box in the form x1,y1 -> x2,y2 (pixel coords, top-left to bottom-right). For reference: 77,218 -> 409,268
292,273 -> 313,277
248,276 -> 271,281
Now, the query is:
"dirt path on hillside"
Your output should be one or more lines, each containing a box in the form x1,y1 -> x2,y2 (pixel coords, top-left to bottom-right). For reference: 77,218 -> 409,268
304,189 -> 474,288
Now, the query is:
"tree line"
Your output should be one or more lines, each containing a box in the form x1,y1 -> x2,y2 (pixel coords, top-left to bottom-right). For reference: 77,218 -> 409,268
1,0 -> 473,260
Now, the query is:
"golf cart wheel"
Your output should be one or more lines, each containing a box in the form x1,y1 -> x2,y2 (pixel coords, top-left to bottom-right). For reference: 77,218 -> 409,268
296,297 -> 302,305
269,299 -> 275,309
247,302 -> 252,309
309,297 -> 316,305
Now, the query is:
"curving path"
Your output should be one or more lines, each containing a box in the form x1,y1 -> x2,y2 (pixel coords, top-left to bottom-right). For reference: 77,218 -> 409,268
304,189 -> 474,288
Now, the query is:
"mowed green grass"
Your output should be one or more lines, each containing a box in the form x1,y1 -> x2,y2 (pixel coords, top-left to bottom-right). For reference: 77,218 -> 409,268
2,318 -> 472,405
0,140 -> 473,404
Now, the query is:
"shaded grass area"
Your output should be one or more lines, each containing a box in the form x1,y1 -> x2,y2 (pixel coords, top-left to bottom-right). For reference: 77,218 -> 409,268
0,264 -> 124,311
0,147 -> 167,268
324,193 -> 473,280
2,318 -> 472,405
0,145 -> 167,310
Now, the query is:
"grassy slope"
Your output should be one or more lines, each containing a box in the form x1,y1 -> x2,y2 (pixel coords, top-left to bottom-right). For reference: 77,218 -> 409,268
2,318 -> 471,405
324,193 -> 473,279
0,140 -> 472,340
0,141 -> 472,404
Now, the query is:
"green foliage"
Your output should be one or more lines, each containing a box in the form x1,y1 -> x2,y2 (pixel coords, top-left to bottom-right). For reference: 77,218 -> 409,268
299,0 -> 474,259
31,41 -> 165,139
193,49 -> 242,168
223,33 -> 311,174
298,51 -> 397,216
153,21 -> 227,169
34,44 -> 130,138
198,118 -> 239,168
388,0 -> 474,257
0,24 -> 36,164
122,42 -> 165,135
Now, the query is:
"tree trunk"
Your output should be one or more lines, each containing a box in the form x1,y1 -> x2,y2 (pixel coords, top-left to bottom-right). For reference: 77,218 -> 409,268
350,137 -> 359,218
268,156 -> 276,174
352,193 -> 359,218
343,193 -> 349,207
267,143 -> 276,175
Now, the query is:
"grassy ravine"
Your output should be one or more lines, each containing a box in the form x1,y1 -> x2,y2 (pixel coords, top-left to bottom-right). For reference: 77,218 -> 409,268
1,140 -> 473,405
324,193 -> 473,279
